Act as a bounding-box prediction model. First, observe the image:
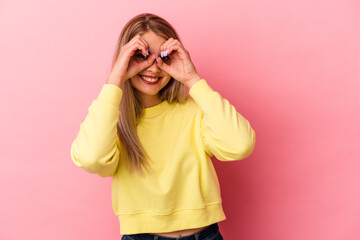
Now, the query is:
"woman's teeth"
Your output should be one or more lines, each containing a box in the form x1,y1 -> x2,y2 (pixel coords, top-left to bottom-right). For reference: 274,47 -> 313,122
140,75 -> 159,82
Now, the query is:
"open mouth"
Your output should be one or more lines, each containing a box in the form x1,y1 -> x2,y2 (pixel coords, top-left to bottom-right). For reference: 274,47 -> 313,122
139,75 -> 161,85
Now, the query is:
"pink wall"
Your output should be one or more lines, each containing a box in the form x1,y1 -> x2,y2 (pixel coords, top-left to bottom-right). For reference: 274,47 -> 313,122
1,0 -> 359,239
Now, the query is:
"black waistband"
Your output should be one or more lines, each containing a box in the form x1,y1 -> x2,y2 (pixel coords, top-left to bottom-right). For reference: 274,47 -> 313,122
126,223 -> 219,240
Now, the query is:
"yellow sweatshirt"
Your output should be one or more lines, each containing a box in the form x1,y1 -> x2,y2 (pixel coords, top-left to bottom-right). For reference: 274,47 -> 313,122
70,79 -> 256,235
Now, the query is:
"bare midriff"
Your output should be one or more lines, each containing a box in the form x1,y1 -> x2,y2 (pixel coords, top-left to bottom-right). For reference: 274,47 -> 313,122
151,225 -> 209,237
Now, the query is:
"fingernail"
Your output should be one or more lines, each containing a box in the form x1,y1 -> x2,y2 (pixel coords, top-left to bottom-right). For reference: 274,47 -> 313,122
165,49 -> 169,54
164,51 -> 168,57
160,51 -> 164,58
146,49 -> 149,56
155,57 -> 159,63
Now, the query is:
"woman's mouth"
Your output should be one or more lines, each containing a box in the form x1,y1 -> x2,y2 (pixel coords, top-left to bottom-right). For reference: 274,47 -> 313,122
139,75 -> 161,85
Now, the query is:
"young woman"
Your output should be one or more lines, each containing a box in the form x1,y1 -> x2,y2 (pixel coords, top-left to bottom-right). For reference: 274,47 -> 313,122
71,13 -> 256,240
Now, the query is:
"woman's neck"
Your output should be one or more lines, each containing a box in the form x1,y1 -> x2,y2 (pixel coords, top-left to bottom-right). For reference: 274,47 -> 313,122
141,94 -> 161,108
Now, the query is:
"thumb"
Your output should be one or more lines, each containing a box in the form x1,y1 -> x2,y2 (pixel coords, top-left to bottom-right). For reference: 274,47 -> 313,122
139,54 -> 156,69
156,57 -> 170,73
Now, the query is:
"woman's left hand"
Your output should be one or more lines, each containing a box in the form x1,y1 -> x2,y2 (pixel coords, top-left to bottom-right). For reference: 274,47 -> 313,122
156,38 -> 201,88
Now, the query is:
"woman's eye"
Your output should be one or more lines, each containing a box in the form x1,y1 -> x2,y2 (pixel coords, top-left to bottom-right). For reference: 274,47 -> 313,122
161,56 -> 170,62
135,53 -> 147,60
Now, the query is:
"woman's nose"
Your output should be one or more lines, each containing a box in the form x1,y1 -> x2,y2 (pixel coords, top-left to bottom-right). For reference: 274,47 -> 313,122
147,56 -> 160,72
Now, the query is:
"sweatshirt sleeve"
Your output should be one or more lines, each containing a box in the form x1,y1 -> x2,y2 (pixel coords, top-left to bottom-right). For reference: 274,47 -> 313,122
70,84 -> 123,177
189,79 -> 256,161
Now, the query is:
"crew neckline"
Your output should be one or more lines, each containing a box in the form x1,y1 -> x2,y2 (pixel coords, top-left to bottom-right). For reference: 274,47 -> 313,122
143,100 -> 170,118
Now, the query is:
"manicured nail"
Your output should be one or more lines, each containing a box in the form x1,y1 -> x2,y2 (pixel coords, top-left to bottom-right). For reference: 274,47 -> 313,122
164,50 -> 168,57
155,57 -> 159,63
160,51 -> 164,57
165,49 -> 169,55
146,49 -> 149,56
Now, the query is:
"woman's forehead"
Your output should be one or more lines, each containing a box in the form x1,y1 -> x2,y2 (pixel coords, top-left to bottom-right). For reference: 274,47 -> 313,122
140,31 -> 166,53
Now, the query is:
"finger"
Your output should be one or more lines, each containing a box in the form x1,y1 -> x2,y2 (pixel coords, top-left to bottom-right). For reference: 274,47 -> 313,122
167,40 -> 189,57
129,34 -> 147,46
160,38 -> 174,51
128,41 -> 148,57
118,41 -> 147,71
156,56 -> 171,73
160,38 -> 175,53
126,35 -> 148,56
139,54 -> 156,69
127,35 -> 143,47
131,54 -> 156,75
136,35 -> 149,54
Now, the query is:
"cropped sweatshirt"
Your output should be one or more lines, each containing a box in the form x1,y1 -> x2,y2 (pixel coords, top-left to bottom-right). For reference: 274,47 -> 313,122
70,79 -> 256,235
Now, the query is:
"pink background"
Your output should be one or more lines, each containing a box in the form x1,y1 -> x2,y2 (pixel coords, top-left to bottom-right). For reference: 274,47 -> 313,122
1,0 -> 359,239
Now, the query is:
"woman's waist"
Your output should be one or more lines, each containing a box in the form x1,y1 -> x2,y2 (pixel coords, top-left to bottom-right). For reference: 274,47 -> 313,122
149,225 -> 208,237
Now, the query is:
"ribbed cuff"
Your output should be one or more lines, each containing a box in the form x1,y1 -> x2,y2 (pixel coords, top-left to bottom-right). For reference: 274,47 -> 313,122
97,84 -> 123,107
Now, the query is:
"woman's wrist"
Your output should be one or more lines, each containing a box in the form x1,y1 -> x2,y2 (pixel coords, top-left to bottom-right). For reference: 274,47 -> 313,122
106,74 -> 124,88
184,75 -> 201,89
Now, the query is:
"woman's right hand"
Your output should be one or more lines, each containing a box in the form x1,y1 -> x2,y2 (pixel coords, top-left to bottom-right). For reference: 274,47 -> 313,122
106,35 -> 156,88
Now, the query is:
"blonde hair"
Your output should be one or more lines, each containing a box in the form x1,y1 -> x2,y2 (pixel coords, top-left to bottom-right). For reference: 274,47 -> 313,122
111,13 -> 187,176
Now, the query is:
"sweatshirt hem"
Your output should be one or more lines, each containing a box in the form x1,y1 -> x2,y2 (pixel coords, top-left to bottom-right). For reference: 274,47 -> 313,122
118,202 -> 226,235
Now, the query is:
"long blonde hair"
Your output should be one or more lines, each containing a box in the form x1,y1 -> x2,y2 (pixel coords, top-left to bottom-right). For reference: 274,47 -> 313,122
111,13 -> 187,176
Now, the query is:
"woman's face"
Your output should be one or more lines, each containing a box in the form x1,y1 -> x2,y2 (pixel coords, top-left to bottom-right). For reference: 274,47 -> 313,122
129,30 -> 172,107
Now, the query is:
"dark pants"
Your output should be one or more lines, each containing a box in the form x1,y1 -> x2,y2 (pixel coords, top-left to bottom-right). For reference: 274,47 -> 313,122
121,223 -> 224,240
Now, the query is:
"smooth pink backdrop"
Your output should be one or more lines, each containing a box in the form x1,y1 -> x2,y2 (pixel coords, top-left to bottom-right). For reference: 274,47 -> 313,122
1,0 -> 359,239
